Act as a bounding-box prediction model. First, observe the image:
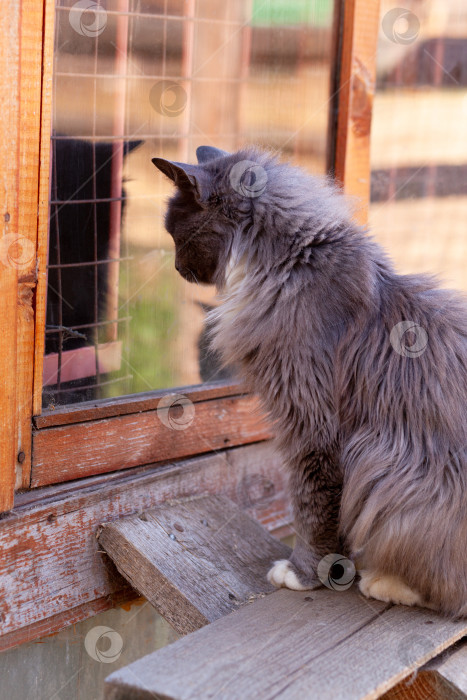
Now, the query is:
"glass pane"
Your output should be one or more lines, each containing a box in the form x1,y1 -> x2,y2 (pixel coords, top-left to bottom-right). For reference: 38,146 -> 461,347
43,0 -> 336,408
370,0 -> 467,294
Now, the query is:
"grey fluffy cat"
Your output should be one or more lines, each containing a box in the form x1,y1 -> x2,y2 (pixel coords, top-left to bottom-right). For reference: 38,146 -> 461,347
153,145 -> 467,619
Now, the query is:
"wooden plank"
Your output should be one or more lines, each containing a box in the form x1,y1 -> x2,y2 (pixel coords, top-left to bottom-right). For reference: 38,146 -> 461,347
0,0 -> 20,511
436,639 -> 467,698
32,0 -> 55,419
381,640 -> 467,699
0,442 -> 292,651
99,495 -> 291,635
334,0 -> 381,224
34,380 -> 245,428
104,588 -> 467,700
31,394 -> 273,487
15,0 -> 47,489
380,672 -> 444,700
0,0 -> 52,503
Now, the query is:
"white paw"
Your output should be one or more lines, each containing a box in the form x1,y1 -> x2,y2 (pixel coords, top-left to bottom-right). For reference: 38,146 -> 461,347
267,559 -> 311,591
359,570 -> 423,607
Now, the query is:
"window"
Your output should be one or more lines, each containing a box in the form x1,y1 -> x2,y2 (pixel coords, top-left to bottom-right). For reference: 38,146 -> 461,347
45,0 -> 337,407
2,0 -> 379,507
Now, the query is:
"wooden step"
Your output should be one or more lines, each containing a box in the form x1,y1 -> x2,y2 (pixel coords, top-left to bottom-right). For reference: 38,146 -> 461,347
100,495 -> 467,700
104,586 -> 467,700
98,494 -> 291,635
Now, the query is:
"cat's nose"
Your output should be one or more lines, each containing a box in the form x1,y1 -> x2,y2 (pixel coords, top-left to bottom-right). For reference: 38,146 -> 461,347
175,262 -> 180,272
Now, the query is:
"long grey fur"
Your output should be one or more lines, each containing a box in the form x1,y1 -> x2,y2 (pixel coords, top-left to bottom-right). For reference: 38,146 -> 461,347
153,146 -> 467,619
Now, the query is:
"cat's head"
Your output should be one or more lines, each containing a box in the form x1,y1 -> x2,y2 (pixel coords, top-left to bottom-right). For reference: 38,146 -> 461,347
153,145 -> 353,287
152,146 -> 272,286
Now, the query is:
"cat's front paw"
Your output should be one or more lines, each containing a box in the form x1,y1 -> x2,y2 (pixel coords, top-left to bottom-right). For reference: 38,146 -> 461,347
267,559 -> 316,591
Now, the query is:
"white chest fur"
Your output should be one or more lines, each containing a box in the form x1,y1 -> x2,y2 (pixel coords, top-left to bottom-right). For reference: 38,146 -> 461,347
208,252 -> 251,354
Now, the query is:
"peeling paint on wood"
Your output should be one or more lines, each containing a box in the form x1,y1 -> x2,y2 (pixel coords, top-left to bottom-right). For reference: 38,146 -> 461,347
0,442 -> 291,651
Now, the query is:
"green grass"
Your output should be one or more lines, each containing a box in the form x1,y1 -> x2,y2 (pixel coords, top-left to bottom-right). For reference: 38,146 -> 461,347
252,0 -> 333,27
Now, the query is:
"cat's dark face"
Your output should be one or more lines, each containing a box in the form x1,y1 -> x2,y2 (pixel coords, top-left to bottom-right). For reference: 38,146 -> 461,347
163,187 -> 228,285
153,146 -> 238,286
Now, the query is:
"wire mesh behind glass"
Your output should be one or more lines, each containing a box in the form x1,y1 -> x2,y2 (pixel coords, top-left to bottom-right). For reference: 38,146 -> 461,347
43,0 -> 336,408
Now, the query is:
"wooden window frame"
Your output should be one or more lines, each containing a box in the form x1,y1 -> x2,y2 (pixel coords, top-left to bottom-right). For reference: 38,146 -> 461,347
0,0 -> 380,648
0,0 -> 381,504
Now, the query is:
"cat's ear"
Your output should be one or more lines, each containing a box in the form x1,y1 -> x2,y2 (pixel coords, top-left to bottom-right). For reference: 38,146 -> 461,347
125,140 -> 143,155
152,158 -> 207,199
196,146 -> 229,163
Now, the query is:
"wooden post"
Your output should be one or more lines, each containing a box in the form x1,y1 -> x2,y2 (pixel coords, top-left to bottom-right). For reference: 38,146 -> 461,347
333,0 -> 381,224
0,0 -> 21,511
0,0 -> 48,507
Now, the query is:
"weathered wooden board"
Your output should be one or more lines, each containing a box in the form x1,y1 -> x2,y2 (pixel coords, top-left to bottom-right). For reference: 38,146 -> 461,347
380,671 -> 446,700
105,588 -> 467,700
0,442 -> 291,651
432,641 -> 467,699
382,639 -> 467,700
99,495 -> 291,635
31,394 -> 273,487
0,0 -> 48,503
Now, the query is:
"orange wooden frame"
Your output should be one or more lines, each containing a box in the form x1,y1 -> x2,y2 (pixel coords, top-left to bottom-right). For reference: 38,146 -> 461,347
0,0 -> 54,510
334,0 -> 381,224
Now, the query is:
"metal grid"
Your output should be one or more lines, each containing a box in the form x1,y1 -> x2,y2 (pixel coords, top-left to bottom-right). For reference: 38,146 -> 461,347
44,0 -> 134,407
44,0 -> 336,407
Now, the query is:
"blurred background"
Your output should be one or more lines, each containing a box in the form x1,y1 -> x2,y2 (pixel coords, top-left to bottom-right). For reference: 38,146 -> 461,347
370,0 -> 467,297
44,0 -> 467,408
